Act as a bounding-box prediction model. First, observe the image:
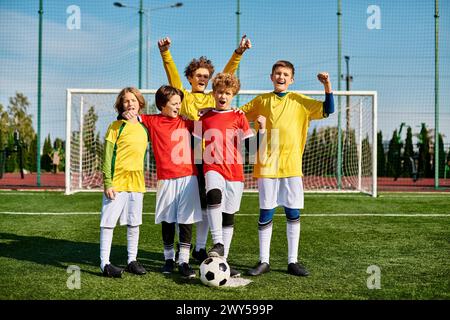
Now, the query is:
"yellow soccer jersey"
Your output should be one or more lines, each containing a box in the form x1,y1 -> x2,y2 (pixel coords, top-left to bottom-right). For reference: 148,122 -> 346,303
104,120 -> 148,192
241,92 -> 325,178
160,50 -> 242,120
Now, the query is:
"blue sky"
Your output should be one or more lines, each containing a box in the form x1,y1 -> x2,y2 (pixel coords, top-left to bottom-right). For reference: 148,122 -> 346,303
0,0 -> 449,148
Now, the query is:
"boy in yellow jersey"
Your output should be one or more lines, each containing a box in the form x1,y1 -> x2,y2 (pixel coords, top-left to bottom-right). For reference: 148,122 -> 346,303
99,87 -> 149,278
241,61 -> 335,277
157,35 -> 252,263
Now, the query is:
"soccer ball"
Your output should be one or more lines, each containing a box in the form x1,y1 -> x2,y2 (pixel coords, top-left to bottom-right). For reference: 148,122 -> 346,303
199,257 -> 230,287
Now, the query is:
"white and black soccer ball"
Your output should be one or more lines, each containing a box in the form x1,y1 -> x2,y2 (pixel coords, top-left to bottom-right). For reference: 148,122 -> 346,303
199,257 -> 230,287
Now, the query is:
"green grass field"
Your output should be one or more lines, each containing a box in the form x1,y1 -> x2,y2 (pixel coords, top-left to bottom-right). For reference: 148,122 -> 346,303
0,191 -> 449,300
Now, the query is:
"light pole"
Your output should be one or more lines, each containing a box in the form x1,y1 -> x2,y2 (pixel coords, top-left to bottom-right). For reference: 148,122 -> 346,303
113,1 -> 183,89
343,55 -> 353,135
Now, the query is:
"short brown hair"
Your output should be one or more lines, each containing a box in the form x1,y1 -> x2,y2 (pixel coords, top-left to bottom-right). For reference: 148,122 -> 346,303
155,85 -> 184,111
271,60 -> 295,76
184,56 -> 215,79
212,73 -> 241,95
114,87 -> 146,114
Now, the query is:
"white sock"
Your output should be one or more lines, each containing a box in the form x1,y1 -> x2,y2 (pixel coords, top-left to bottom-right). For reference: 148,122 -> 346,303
222,226 -> 234,260
100,227 -> 114,271
127,225 -> 139,264
259,222 -> 273,264
208,204 -> 223,245
195,209 -> 209,250
178,242 -> 191,264
287,219 -> 300,264
164,244 -> 175,261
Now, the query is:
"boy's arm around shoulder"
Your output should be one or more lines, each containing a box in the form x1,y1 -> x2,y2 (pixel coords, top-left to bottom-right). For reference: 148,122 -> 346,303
239,94 -> 264,121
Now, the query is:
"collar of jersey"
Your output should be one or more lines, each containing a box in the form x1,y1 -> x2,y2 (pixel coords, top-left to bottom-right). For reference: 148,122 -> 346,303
273,91 -> 289,98
212,109 -> 233,113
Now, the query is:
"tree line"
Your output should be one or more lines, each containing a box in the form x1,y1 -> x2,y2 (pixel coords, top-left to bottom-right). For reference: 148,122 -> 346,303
0,92 -> 66,174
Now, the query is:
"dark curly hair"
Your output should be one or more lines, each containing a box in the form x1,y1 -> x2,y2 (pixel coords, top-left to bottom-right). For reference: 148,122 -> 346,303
184,56 -> 215,79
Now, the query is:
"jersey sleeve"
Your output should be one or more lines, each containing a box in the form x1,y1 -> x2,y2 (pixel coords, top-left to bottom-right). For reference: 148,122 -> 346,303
239,113 -> 254,140
184,119 -> 195,133
223,51 -> 243,74
104,122 -> 119,144
140,114 -> 154,131
160,50 -> 184,90
296,93 -> 324,120
102,140 -> 114,189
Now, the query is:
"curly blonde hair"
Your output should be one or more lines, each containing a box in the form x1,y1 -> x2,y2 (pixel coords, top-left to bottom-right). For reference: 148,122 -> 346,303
212,73 -> 241,95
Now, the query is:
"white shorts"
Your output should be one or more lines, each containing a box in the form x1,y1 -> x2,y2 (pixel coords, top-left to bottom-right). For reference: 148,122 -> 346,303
205,170 -> 244,214
100,192 -> 143,228
257,177 -> 304,209
155,175 -> 202,224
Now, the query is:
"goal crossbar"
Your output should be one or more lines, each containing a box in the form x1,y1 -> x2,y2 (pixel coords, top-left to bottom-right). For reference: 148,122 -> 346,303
66,89 -> 377,197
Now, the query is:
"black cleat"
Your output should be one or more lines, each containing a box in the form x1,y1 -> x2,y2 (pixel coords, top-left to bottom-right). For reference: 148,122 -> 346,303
102,264 -> 124,278
178,263 -> 196,279
247,262 -> 270,276
230,267 -> 241,278
125,260 -> 147,275
208,243 -> 224,257
287,262 -> 309,277
162,259 -> 175,274
192,247 -> 208,263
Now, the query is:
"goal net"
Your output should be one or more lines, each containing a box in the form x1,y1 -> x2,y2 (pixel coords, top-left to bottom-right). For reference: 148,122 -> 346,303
66,89 -> 377,196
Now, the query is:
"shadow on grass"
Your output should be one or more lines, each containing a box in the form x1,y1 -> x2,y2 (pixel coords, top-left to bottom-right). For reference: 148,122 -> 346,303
0,232 -> 163,276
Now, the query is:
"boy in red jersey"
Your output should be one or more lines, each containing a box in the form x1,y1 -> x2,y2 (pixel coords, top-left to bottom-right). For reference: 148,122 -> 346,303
193,73 -> 266,277
140,85 -> 202,278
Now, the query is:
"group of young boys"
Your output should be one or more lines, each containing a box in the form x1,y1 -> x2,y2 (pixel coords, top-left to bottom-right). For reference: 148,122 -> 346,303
99,35 -> 335,280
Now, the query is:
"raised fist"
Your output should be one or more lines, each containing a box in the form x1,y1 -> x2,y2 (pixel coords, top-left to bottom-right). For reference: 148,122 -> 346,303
158,37 -> 171,52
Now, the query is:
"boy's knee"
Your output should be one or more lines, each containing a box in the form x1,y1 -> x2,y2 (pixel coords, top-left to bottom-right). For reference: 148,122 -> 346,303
259,208 -> 275,224
206,189 -> 222,206
284,207 -> 300,220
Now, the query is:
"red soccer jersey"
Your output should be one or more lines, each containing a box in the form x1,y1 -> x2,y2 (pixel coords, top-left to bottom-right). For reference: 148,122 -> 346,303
193,110 -> 254,181
141,114 -> 197,180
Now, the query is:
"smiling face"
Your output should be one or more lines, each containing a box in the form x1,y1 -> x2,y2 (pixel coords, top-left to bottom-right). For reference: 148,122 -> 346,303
270,66 -> 294,93
213,87 -> 234,111
188,67 -> 211,93
161,94 -> 182,118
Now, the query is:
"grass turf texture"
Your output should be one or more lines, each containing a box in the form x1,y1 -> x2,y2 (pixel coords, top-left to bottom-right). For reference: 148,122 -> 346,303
0,191 -> 449,300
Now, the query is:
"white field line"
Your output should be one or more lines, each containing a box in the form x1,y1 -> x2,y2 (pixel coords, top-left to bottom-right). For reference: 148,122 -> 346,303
0,212 -> 449,217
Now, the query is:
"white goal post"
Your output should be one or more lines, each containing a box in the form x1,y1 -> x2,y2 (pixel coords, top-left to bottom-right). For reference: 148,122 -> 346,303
66,89 -> 377,197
